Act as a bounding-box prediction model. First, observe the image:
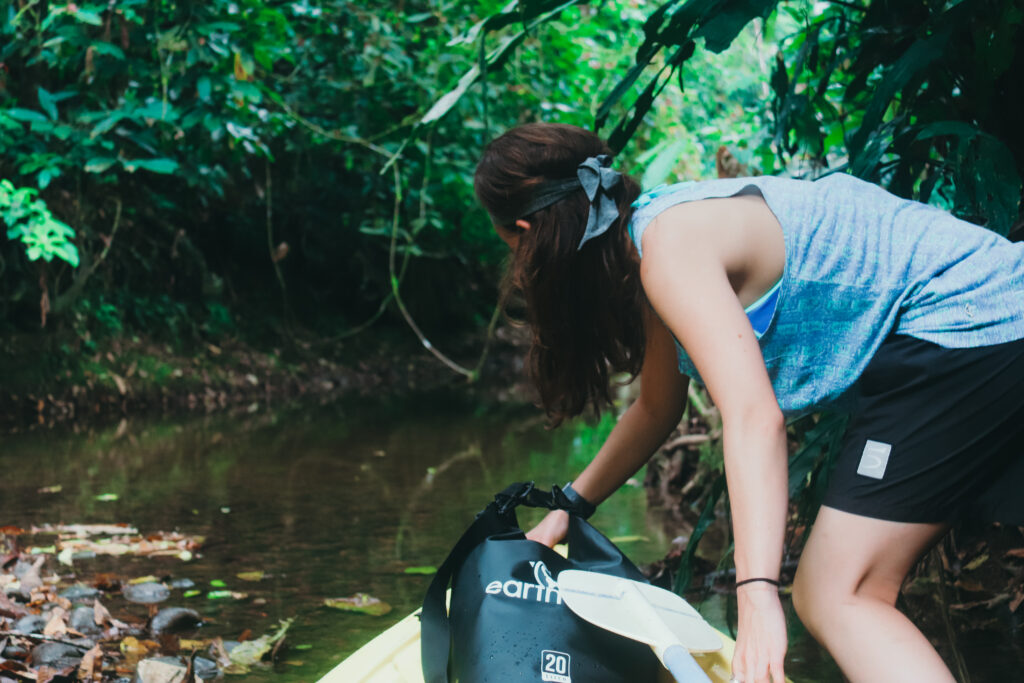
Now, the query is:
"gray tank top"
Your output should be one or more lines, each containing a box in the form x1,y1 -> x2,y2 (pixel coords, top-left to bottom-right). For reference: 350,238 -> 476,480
628,173 -> 1024,416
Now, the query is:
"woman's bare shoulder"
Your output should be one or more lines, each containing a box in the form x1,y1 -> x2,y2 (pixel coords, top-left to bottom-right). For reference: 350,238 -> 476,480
640,194 -> 785,306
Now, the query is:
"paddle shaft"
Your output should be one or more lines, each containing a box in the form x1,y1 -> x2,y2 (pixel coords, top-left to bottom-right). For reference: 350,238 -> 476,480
622,582 -> 712,683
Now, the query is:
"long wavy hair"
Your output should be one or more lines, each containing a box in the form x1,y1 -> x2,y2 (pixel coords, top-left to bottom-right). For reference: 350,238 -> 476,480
474,123 -> 646,425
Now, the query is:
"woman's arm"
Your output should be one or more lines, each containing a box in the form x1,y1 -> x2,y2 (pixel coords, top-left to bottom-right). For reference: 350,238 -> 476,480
640,199 -> 789,683
526,307 -> 689,546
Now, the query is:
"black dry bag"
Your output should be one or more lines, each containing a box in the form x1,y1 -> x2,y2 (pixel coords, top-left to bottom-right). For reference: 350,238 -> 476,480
421,482 -> 660,683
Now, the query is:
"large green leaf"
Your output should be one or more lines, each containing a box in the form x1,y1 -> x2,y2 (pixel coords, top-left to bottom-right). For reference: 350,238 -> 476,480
418,1 -> 582,128
121,158 -> 179,174
673,473 -> 726,595
5,108 -> 48,123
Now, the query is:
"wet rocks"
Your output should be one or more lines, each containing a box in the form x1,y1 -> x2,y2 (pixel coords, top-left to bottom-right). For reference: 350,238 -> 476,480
70,605 -> 104,635
12,613 -> 48,634
123,582 -> 170,605
30,641 -> 84,669
59,583 -> 101,603
148,607 -> 201,636
134,656 -> 213,683
192,657 -> 218,680
2,641 -> 28,659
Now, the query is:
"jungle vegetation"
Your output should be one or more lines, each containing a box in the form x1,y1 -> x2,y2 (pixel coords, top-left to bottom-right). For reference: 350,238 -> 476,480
3,1 -> 1019,360
3,1 -> 1023,663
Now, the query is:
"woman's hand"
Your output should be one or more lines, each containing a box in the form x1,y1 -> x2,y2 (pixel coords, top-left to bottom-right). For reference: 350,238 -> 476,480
732,584 -> 787,683
525,509 -> 569,547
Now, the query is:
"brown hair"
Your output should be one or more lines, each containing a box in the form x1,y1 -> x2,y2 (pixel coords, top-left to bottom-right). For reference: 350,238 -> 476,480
474,123 -> 646,425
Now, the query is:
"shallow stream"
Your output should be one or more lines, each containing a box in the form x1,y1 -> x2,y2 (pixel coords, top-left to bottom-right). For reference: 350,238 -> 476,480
2,393 -> 1016,680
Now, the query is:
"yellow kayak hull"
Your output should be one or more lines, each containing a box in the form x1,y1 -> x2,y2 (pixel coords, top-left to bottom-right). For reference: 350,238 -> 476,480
319,608 -> 740,683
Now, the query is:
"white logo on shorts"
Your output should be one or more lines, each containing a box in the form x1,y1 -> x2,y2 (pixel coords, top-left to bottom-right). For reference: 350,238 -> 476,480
857,440 -> 892,480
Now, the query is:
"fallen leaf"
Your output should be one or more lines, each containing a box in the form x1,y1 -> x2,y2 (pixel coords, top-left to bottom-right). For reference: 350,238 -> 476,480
0,659 -> 34,679
92,573 -> 122,591
129,575 -> 160,585
120,636 -> 154,663
36,665 -> 67,683
179,638 -> 209,650
43,607 -> 67,637
57,547 -> 74,566
94,598 -> 112,626
0,591 -> 30,618
323,594 -> 392,616
953,579 -> 986,593
37,485 -> 62,494
402,566 -> 437,575
1004,548 -> 1024,559
206,590 -> 247,600
964,553 -> 989,571
19,557 -> 44,597
609,535 -> 650,544
78,644 -> 102,681
94,493 -> 119,502
225,618 -> 294,673
41,523 -> 137,536
236,571 -> 264,582
210,579 -> 227,588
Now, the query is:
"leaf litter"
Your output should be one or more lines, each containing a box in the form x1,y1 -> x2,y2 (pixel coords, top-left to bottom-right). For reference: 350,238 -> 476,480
1,523 -> 300,681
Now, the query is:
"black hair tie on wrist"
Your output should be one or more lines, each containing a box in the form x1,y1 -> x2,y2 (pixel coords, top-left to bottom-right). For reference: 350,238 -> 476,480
561,482 -> 597,520
735,577 -> 781,589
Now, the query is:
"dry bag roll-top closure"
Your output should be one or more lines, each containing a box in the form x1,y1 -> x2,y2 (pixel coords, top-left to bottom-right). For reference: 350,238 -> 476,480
421,482 -> 661,683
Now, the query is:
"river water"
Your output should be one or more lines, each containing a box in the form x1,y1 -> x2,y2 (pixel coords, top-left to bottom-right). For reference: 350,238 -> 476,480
1,392 -> 1017,681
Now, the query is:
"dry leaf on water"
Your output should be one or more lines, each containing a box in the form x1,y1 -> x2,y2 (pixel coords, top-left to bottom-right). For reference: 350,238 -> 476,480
323,593 -> 392,616
78,644 -> 103,681
43,607 -> 67,637
94,598 -> 112,626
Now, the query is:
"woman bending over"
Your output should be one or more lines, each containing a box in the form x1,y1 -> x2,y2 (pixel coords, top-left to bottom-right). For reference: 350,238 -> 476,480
474,122 -> 1024,683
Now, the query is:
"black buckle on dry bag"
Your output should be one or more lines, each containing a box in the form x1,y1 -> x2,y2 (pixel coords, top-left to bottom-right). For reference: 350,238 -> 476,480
494,481 -> 536,515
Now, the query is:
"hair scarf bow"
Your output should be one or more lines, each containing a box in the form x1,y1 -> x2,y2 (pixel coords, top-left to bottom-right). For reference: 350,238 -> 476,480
575,154 -> 622,250
495,155 -> 622,250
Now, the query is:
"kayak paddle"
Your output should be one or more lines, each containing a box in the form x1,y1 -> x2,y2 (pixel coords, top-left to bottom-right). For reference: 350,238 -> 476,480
557,569 -> 721,682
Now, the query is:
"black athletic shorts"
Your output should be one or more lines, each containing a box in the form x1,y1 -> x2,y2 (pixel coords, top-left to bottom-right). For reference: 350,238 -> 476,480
822,334 -> 1024,525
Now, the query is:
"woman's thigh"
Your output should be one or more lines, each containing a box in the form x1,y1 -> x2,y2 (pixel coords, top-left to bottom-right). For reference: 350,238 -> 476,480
794,505 -> 948,605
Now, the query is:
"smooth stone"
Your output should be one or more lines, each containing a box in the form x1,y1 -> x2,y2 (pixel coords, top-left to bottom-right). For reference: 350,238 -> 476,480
134,656 -> 212,683
168,578 -> 195,590
30,642 -> 84,669
123,582 -> 170,605
59,584 -> 101,602
12,614 -> 47,634
148,607 -> 201,635
11,559 -> 34,579
70,606 -> 104,635
193,657 -> 219,680
2,643 -> 28,658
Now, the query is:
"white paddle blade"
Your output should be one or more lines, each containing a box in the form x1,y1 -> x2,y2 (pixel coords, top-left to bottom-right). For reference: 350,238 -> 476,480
557,570 -> 723,653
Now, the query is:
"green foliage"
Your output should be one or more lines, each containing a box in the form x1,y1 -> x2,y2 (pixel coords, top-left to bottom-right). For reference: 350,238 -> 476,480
770,0 -> 1024,233
0,178 -> 79,266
